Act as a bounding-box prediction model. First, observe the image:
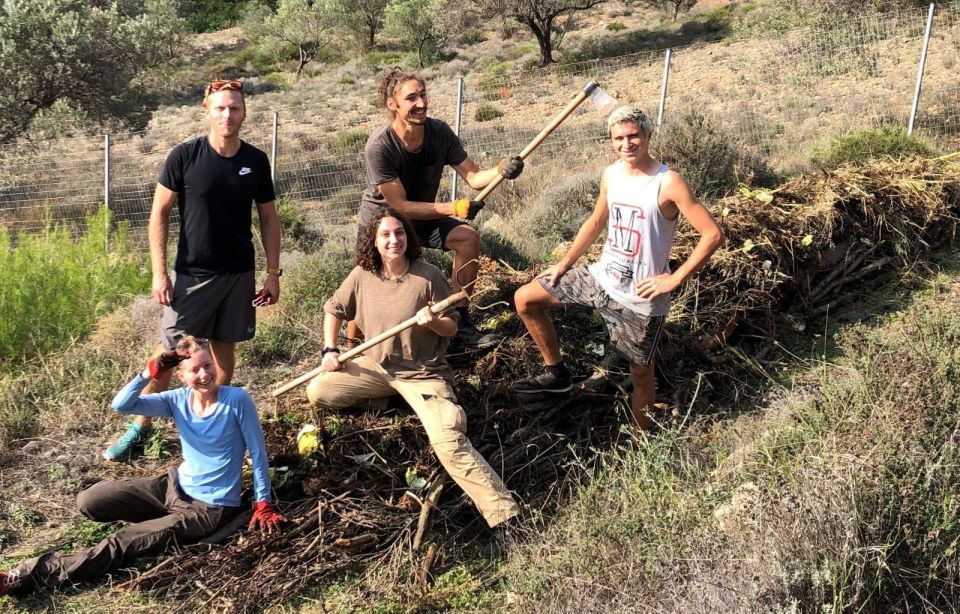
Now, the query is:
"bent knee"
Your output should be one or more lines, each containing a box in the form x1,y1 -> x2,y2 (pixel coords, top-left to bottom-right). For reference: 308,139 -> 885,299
306,377 -> 340,408
444,225 -> 479,252
515,282 -> 547,314
76,485 -> 107,520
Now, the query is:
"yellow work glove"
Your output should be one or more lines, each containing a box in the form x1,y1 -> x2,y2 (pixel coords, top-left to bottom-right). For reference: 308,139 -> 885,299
453,198 -> 484,220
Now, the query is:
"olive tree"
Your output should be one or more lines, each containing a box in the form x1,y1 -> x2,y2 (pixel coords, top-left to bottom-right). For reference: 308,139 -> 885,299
0,0 -> 185,143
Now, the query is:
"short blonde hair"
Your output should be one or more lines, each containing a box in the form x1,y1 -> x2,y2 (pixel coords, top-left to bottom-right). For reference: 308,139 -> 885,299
607,105 -> 653,137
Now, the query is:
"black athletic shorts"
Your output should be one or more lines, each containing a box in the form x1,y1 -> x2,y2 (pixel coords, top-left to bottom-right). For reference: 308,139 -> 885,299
412,217 -> 467,251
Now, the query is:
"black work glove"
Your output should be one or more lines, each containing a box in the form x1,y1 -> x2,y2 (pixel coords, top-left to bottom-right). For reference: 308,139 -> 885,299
147,349 -> 187,379
498,156 -> 524,180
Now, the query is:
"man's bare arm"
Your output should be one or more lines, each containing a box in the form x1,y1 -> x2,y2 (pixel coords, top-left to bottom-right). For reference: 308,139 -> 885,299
148,184 -> 178,305
378,179 -> 455,219
538,171 -> 610,286
636,171 -> 724,299
257,200 -> 282,304
452,157 -> 500,190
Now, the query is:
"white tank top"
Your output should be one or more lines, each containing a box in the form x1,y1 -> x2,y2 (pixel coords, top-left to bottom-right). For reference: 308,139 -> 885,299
588,161 -> 677,316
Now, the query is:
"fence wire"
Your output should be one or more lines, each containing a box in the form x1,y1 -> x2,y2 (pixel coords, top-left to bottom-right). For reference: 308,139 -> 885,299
0,4 -> 957,241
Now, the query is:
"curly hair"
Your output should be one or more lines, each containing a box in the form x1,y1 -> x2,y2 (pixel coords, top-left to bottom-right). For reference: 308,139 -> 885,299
355,208 -> 422,274
377,66 -> 426,116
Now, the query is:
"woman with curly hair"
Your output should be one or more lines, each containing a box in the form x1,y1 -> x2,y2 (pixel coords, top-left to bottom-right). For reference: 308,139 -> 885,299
306,208 -> 520,534
0,336 -> 285,597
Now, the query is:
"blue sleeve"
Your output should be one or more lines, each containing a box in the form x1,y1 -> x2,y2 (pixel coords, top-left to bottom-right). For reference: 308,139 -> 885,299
111,373 -> 174,418
237,390 -> 272,503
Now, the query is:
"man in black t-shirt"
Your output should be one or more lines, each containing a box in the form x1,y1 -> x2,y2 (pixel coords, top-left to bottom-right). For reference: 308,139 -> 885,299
103,80 -> 281,461
355,67 -> 524,349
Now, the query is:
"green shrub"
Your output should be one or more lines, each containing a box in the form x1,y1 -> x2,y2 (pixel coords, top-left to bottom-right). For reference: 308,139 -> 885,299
563,13 -> 731,64
362,51 -> 405,72
0,209 -> 147,371
809,124 -> 937,170
653,111 -> 778,198
606,21 -> 627,31
185,0 -> 249,33
337,74 -> 355,85
240,247 -> 354,365
459,28 -> 487,45
473,103 -> 504,122
276,198 -> 324,252
234,45 -> 278,75
331,129 -> 370,154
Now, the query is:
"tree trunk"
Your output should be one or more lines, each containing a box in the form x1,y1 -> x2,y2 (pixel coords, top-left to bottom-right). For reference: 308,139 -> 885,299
524,20 -> 554,66
296,46 -> 308,81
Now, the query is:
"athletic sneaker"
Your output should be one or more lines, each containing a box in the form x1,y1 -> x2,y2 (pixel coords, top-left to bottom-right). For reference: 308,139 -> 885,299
511,371 -> 574,394
456,324 -> 501,349
0,570 -> 21,596
103,422 -> 149,461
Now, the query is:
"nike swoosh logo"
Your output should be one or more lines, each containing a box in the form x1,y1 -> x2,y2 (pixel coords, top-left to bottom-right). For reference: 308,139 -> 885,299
239,167 -> 252,176
247,326 -> 256,333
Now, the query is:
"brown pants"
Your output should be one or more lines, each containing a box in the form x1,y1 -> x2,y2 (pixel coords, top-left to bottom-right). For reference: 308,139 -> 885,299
307,357 -> 520,527
16,468 -> 237,590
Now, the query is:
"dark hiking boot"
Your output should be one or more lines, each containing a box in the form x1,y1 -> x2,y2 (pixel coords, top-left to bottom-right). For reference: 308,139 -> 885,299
511,371 -> 574,394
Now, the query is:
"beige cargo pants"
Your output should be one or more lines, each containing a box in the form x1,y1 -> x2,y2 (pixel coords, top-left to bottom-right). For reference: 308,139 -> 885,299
307,356 -> 519,527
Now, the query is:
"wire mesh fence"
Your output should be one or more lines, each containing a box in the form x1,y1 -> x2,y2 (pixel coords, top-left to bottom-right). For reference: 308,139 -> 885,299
0,4 -> 957,243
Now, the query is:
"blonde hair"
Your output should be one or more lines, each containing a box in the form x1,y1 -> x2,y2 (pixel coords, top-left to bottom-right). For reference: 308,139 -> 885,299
607,105 -> 653,137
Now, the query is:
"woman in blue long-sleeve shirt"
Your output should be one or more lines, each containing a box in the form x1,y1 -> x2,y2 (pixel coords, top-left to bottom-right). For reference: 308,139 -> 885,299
0,336 -> 285,596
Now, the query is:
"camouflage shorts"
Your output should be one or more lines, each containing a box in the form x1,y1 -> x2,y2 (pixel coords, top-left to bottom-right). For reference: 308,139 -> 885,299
539,265 -> 665,365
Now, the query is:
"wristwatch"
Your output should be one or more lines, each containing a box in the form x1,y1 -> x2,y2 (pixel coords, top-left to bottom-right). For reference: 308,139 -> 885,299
321,346 -> 341,356
267,267 -> 282,276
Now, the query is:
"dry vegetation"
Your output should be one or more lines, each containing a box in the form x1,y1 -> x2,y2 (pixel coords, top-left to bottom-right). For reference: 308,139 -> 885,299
3,1 -> 960,612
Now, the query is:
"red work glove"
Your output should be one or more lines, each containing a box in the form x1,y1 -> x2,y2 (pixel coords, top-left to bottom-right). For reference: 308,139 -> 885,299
147,349 -> 187,380
248,501 -> 287,534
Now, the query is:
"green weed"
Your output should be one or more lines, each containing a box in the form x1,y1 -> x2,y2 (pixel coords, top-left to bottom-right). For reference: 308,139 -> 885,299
809,124 -> 938,169
0,209 -> 147,371
331,129 -> 369,154
473,102 -> 504,122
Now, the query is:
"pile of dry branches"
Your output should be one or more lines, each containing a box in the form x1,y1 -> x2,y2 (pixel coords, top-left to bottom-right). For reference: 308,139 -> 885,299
120,155 -> 960,611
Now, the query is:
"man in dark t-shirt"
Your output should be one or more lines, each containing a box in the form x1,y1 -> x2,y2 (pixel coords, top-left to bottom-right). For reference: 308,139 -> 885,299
355,67 -> 524,349
103,80 -> 281,461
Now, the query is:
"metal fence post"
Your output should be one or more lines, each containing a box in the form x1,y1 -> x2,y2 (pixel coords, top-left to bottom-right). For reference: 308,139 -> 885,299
657,48 -> 672,128
271,111 -> 279,182
103,133 -> 110,247
908,3 -> 936,136
450,77 -> 464,201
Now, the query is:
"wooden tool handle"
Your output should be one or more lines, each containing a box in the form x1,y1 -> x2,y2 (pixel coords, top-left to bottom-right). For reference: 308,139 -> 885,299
474,84 -> 594,203
270,291 -> 468,398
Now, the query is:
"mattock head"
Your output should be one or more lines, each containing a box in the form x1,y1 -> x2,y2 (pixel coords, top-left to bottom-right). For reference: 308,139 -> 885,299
583,81 -> 618,117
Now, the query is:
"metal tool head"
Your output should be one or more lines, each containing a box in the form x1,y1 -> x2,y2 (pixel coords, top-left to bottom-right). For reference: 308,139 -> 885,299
583,81 -> 618,117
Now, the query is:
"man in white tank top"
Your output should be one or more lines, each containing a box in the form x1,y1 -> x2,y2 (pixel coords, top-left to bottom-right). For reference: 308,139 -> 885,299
512,105 -> 724,429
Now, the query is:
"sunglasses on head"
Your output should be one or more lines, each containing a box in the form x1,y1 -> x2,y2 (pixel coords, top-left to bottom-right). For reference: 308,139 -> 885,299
205,80 -> 243,97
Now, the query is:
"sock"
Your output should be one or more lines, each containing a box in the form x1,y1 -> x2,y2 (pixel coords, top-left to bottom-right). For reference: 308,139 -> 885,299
456,307 -> 473,329
546,362 -> 571,380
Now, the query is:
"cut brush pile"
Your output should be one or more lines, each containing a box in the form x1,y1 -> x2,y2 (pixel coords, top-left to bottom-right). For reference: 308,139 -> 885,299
119,154 -> 960,612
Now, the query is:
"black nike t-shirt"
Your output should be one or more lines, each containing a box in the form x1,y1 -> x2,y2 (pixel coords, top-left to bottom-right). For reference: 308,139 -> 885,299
359,118 -> 468,226
158,137 -> 275,276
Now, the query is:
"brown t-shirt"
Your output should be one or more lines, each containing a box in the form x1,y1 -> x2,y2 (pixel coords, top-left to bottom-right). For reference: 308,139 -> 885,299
324,259 -> 459,384
359,118 -> 468,227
